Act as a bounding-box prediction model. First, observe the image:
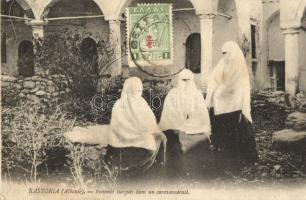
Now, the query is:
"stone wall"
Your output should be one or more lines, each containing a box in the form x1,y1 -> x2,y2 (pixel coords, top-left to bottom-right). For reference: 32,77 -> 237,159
253,90 -> 306,111
1,74 -> 71,105
99,66 -> 175,101
1,67 -> 176,113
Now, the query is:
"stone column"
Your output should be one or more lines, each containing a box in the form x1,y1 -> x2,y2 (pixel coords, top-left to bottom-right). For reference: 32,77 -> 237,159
283,28 -> 300,97
199,14 -> 215,90
27,20 -> 48,75
256,24 -> 270,90
108,19 -> 122,77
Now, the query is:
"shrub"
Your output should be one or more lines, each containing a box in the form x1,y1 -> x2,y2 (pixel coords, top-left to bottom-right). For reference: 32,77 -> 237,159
2,101 -> 119,187
1,87 -> 20,107
64,143 -> 118,188
1,103 -> 74,182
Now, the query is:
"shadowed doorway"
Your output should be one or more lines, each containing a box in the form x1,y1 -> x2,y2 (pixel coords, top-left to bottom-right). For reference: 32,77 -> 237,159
18,40 -> 34,77
185,33 -> 201,74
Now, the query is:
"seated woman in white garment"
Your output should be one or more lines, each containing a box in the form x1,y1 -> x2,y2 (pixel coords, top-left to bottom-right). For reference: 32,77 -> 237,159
206,41 -> 258,164
105,77 -> 167,178
159,69 -> 211,178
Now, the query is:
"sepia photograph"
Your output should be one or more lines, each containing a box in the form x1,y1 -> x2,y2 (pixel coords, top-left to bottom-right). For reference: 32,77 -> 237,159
0,0 -> 306,199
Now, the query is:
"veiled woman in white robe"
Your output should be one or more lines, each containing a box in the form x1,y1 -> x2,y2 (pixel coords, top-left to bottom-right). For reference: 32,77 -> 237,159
159,69 -> 211,177
206,41 -> 258,163
159,69 -> 211,136
105,77 -> 166,178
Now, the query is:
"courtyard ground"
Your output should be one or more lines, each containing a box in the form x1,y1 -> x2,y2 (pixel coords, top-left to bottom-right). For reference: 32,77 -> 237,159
1,93 -> 306,188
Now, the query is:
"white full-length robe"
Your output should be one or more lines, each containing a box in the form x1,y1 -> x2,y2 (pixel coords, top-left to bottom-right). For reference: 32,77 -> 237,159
159,69 -> 211,136
108,77 -> 161,151
206,41 -> 252,122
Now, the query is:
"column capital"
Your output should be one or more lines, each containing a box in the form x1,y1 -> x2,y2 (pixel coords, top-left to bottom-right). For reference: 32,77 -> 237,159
108,19 -> 121,25
104,15 -> 123,22
26,19 -> 48,27
282,27 -> 300,35
27,20 -> 47,39
198,13 -> 216,20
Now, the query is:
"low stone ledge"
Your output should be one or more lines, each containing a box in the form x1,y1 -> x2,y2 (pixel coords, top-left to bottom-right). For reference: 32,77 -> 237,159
285,112 -> 306,131
272,129 -> 306,151
1,75 -> 71,104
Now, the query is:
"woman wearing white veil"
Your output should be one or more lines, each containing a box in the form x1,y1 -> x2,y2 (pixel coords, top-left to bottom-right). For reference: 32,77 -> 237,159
105,77 -> 166,178
159,69 -> 211,177
206,41 -> 258,163
160,69 -> 211,135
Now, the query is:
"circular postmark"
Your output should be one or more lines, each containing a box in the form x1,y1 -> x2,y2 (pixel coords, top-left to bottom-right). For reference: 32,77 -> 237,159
128,7 -> 184,78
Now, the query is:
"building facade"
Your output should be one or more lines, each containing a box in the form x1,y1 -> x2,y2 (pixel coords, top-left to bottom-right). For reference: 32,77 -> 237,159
258,0 -> 306,97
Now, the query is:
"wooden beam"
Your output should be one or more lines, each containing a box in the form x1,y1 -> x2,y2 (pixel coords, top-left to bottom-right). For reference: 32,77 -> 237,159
0,14 -> 33,20
172,8 -> 232,19
173,8 -> 195,12
1,8 -> 232,22
217,12 -> 232,20
45,15 -> 104,21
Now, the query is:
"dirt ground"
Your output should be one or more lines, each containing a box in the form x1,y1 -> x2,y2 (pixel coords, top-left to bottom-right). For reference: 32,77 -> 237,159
117,102 -> 306,187
2,97 -> 305,188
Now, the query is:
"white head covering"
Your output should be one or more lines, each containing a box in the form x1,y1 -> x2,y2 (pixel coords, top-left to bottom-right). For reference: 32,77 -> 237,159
108,77 -> 160,151
159,69 -> 211,135
206,41 -> 252,122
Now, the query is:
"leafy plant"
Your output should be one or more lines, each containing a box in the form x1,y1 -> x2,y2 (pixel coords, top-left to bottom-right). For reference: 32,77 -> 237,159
1,103 -> 73,182
34,30 -> 116,99
64,143 -> 118,188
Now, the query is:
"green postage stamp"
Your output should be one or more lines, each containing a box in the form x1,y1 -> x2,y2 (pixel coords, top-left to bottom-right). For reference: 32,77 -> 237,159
127,4 -> 173,67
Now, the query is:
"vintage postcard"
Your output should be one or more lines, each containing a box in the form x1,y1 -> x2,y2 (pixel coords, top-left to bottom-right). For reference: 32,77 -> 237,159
1,0 -> 306,200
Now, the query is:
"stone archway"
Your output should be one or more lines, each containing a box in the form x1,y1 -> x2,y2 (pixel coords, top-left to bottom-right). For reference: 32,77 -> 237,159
80,37 -> 98,60
39,0 -> 107,20
266,11 -> 285,91
1,0 -> 35,18
42,0 -> 103,18
41,0 -> 107,69
39,0 -> 109,95
294,0 -> 306,27
279,0 -> 306,96
80,37 -> 98,74
1,0 -> 35,75
213,0 -> 239,66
